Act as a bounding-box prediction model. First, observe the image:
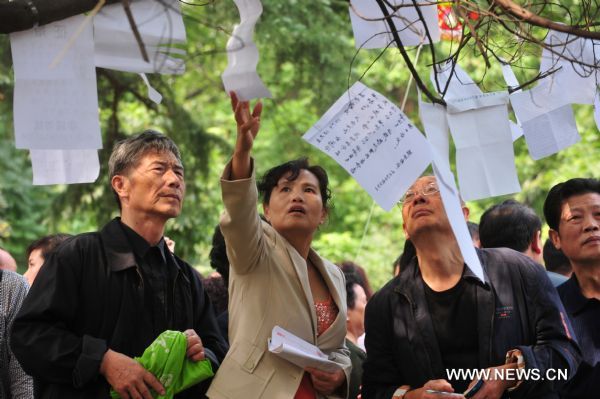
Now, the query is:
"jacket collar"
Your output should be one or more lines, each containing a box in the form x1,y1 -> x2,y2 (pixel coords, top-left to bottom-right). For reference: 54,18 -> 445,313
120,221 -> 167,263
394,251 -> 494,371
99,219 -> 188,302
281,237 -> 344,341
560,275 -> 592,315
394,259 -> 444,376
100,218 -> 138,272
284,240 -> 318,336
307,248 -> 346,341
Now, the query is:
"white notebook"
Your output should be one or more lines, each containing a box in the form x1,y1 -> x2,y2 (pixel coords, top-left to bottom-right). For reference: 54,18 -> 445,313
268,325 -> 340,372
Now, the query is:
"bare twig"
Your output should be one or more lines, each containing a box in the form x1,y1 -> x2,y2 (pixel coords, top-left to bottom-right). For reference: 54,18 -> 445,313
122,0 -> 150,62
455,1 -> 491,68
493,0 -> 600,40
374,0 -> 446,105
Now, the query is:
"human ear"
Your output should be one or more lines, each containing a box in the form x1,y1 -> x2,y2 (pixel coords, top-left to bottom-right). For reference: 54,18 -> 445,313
262,203 -> 271,222
531,230 -> 542,254
548,229 -> 561,250
462,206 -> 470,221
111,175 -> 129,204
402,223 -> 410,240
320,208 -> 328,225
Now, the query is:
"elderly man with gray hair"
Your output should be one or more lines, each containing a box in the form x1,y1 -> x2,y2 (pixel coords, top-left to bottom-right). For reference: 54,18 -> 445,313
0,247 -> 17,272
11,130 -> 227,399
1,256 -> 34,398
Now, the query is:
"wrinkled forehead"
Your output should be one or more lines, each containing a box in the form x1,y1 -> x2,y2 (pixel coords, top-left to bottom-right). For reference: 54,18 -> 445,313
560,192 -> 600,213
409,175 -> 437,191
139,149 -> 183,167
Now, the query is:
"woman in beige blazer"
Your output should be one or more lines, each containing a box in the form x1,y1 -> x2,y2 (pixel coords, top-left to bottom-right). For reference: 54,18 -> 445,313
207,93 -> 351,399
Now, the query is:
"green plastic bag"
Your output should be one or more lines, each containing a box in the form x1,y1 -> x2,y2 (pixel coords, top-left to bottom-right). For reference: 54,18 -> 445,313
110,330 -> 214,399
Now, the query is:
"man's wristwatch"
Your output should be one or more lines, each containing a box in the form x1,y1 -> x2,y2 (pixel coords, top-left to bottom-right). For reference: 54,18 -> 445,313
505,348 -> 525,392
392,385 -> 411,399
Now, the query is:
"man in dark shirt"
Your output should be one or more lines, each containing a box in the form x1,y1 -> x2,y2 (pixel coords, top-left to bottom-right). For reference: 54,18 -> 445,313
544,178 -> 600,398
479,199 -> 568,287
362,176 -> 580,399
11,131 -> 227,399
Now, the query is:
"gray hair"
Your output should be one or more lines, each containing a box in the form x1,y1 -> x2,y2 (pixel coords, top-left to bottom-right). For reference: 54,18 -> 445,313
108,130 -> 182,209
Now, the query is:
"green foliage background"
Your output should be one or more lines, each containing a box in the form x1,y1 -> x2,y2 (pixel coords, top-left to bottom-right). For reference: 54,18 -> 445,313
0,1 -> 598,289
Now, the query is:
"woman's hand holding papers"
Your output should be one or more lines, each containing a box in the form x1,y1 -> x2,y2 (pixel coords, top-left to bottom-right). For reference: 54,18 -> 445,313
305,366 -> 346,396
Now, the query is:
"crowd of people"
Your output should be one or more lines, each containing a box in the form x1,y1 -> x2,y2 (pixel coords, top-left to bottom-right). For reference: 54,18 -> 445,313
0,93 -> 598,399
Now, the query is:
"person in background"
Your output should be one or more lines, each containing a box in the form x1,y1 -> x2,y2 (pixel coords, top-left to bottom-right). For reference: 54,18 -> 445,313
343,270 -> 367,399
467,221 -> 480,248
1,267 -> 34,398
207,93 -> 350,399
543,238 -> 573,278
362,176 -> 580,399
165,236 -> 176,253
544,178 -> 600,398
201,275 -> 228,327
479,199 -> 568,286
208,224 -> 230,341
338,261 -> 372,351
11,130 -> 227,399
24,234 -> 71,285
339,261 -> 373,301
0,246 -> 17,272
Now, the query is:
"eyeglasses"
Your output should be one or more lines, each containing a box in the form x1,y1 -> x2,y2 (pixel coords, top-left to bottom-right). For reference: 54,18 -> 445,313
398,183 -> 440,206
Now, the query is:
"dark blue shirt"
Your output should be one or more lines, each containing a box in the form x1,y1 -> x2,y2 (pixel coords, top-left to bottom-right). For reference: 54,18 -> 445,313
557,275 -> 600,398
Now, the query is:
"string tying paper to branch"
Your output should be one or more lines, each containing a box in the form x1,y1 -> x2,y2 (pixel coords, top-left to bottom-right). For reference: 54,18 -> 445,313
49,0 -> 106,69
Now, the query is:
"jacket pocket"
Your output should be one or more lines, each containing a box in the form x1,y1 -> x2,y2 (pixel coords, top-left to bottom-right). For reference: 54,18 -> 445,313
209,338 -> 272,399
230,338 -> 266,373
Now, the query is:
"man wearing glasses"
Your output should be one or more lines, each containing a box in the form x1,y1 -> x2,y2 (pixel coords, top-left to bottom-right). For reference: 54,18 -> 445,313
362,176 -> 580,399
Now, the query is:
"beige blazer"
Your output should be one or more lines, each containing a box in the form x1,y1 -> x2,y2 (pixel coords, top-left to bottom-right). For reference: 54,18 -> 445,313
207,162 -> 351,399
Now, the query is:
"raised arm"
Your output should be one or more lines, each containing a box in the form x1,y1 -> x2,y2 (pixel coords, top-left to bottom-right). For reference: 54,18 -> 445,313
230,91 -> 262,180
219,92 -> 267,276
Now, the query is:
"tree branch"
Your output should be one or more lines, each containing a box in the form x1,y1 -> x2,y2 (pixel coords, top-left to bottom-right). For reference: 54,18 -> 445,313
492,0 -> 600,39
374,0 -> 446,105
121,0 -> 149,62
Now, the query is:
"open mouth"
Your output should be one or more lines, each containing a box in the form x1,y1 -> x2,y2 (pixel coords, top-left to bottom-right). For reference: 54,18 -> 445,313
288,206 -> 306,214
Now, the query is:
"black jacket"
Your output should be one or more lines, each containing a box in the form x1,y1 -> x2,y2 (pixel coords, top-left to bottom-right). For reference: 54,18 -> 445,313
556,276 -> 600,398
362,248 -> 581,399
11,218 -> 228,399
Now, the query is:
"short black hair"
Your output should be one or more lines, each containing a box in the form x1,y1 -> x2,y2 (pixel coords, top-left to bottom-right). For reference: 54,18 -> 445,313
479,199 -> 541,253
26,234 -> 71,260
257,158 -> 331,210
543,238 -> 572,276
467,221 -> 479,242
342,269 -> 362,309
397,239 -> 416,272
209,225 -> 229,286
202,276 -> 228,316
543,178 -> 600,231
338,260 -> 373,300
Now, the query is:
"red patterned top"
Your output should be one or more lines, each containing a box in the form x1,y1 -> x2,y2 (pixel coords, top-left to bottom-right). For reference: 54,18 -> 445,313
315,296 -> 339,336
294,296 -> 339,399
